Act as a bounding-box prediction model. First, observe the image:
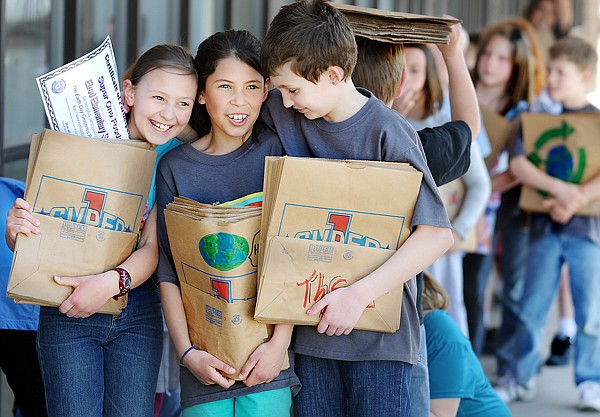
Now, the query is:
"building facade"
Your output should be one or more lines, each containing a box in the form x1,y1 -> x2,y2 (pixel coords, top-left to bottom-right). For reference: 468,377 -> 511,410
1,0 -> 593,181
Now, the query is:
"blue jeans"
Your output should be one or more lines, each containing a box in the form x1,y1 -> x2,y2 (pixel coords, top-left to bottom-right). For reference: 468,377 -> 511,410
495,218 -> 529,375
37,280 -> 163,417
293,354 -> 412,417
408,325 -> 429,417
505,233 -> 600,385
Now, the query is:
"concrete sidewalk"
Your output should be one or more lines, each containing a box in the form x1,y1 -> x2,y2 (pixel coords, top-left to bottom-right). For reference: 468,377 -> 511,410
480,277 -> 588,417
481,355 -> 583,417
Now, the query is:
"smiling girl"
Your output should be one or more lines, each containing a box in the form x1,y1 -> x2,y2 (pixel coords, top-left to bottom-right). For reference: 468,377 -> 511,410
155,30 -> 299,417
6,44 -> 198,417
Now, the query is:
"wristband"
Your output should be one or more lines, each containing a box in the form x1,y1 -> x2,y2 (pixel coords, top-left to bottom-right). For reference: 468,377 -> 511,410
179,345 -> 196,365
111,267 -> 132,300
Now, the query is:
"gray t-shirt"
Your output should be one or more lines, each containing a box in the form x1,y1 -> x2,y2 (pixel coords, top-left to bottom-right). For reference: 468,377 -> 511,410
155,131 -> 300,407
261,88 -> 451,364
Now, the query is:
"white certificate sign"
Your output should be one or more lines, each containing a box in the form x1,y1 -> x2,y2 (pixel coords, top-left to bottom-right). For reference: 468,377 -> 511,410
37,36 -> 129,139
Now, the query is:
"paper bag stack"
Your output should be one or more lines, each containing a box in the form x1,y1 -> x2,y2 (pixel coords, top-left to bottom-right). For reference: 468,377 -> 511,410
164,196 -> 289,378
6,129 -> 156,314
254,156 -> 423,333
332,3 -> 460,45
519,113 -> 600,215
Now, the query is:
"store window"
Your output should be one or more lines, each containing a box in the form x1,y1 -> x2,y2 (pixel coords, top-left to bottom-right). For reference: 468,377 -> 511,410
2,0 -> 52,179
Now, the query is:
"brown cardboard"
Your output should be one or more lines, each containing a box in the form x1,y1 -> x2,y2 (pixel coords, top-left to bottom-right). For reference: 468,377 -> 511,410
255,236 -> 401,333
519,113 -> 600,215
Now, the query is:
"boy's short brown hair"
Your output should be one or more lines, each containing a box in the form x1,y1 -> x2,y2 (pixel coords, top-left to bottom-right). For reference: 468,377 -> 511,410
549,36 -> 598,74
261,0 -> 357,83
353,37 -> 405,105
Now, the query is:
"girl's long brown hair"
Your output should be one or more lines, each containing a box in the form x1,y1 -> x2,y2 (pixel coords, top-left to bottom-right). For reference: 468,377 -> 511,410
472,18 -> 546,115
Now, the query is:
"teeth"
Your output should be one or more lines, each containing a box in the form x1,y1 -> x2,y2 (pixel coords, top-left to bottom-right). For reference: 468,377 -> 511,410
151,120 -> 172,131
228,114 -> 247,122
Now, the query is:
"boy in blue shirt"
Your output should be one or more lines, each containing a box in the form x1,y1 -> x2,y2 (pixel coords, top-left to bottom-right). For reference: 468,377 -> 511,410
496,36 -> 600,411
260,1 -> 454,415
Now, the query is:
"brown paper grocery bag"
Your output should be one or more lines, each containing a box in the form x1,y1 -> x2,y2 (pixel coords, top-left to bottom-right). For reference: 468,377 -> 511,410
258,156 -> 423,298
481,106 -> 517,170
438,180 -> 477,252
6,214 -> 133,314
164,209 -> 261,302
25,129 -> 156,234
519,113 -> 600,215
262,157 -> 422,251
7,129 -> 156,312
255,236 -> 402,333
165,204 -> 289,377
181,282 -> 289,379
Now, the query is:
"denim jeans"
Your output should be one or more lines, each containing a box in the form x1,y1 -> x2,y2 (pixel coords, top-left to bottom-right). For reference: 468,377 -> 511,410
37,280 -> 163,417
505,233 -> 600,385
495,218 -> 529,376
293,354 -> 413,417
408,325 -> 429,417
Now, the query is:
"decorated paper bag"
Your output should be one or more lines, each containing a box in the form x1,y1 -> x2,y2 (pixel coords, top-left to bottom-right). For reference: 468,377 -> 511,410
258,156 -> 423,297
165,207 -> 289,378
519,113 -> 600,215
164,209 -> 261,301
255,236 -> 402,333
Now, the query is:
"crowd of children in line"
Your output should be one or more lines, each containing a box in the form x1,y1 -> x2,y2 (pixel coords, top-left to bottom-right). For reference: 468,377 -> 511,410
2,0 -> 599,416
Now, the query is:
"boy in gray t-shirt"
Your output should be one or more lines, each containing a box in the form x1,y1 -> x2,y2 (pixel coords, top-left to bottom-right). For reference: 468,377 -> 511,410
260,1 -> 453,415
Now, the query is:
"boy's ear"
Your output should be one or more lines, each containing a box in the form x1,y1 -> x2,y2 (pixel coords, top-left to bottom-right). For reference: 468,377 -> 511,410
582,68 -> 594,85
123,80 -> 135,107
395,69 -> 408,99
262,79 -> 270,102
326,66 -> 344,85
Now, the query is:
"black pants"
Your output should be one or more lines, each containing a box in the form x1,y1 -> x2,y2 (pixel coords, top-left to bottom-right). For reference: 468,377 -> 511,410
0,330 -> 48,417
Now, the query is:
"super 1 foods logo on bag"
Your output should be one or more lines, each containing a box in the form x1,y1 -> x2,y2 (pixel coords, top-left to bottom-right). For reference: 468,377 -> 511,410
33,176 -> 145,232
279,205 -> 407,250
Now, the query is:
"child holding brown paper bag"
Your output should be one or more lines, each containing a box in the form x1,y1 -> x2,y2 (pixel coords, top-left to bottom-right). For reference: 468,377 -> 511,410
259,1 -> 454,415
5,44 -> 198,417
497,36 -> 600,410
155,30 -> 299,417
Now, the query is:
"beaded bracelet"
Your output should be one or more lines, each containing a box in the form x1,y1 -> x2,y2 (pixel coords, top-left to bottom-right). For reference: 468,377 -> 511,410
179,345 -> 197,366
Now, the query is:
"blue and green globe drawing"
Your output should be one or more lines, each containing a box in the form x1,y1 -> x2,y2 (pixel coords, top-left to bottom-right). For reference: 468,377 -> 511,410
528,120 -> 586,190
199,232 -> 249,271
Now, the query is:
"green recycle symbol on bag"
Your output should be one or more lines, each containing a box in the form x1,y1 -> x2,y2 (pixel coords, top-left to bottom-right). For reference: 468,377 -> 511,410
527,120 -> 586,197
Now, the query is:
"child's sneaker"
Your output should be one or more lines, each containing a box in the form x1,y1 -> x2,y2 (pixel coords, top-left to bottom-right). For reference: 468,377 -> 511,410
545,334 -> 573,366
516,378 -> 537,402
494,375 -> 518,403
577,381 -> 600,412
494,375 -> 537,403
